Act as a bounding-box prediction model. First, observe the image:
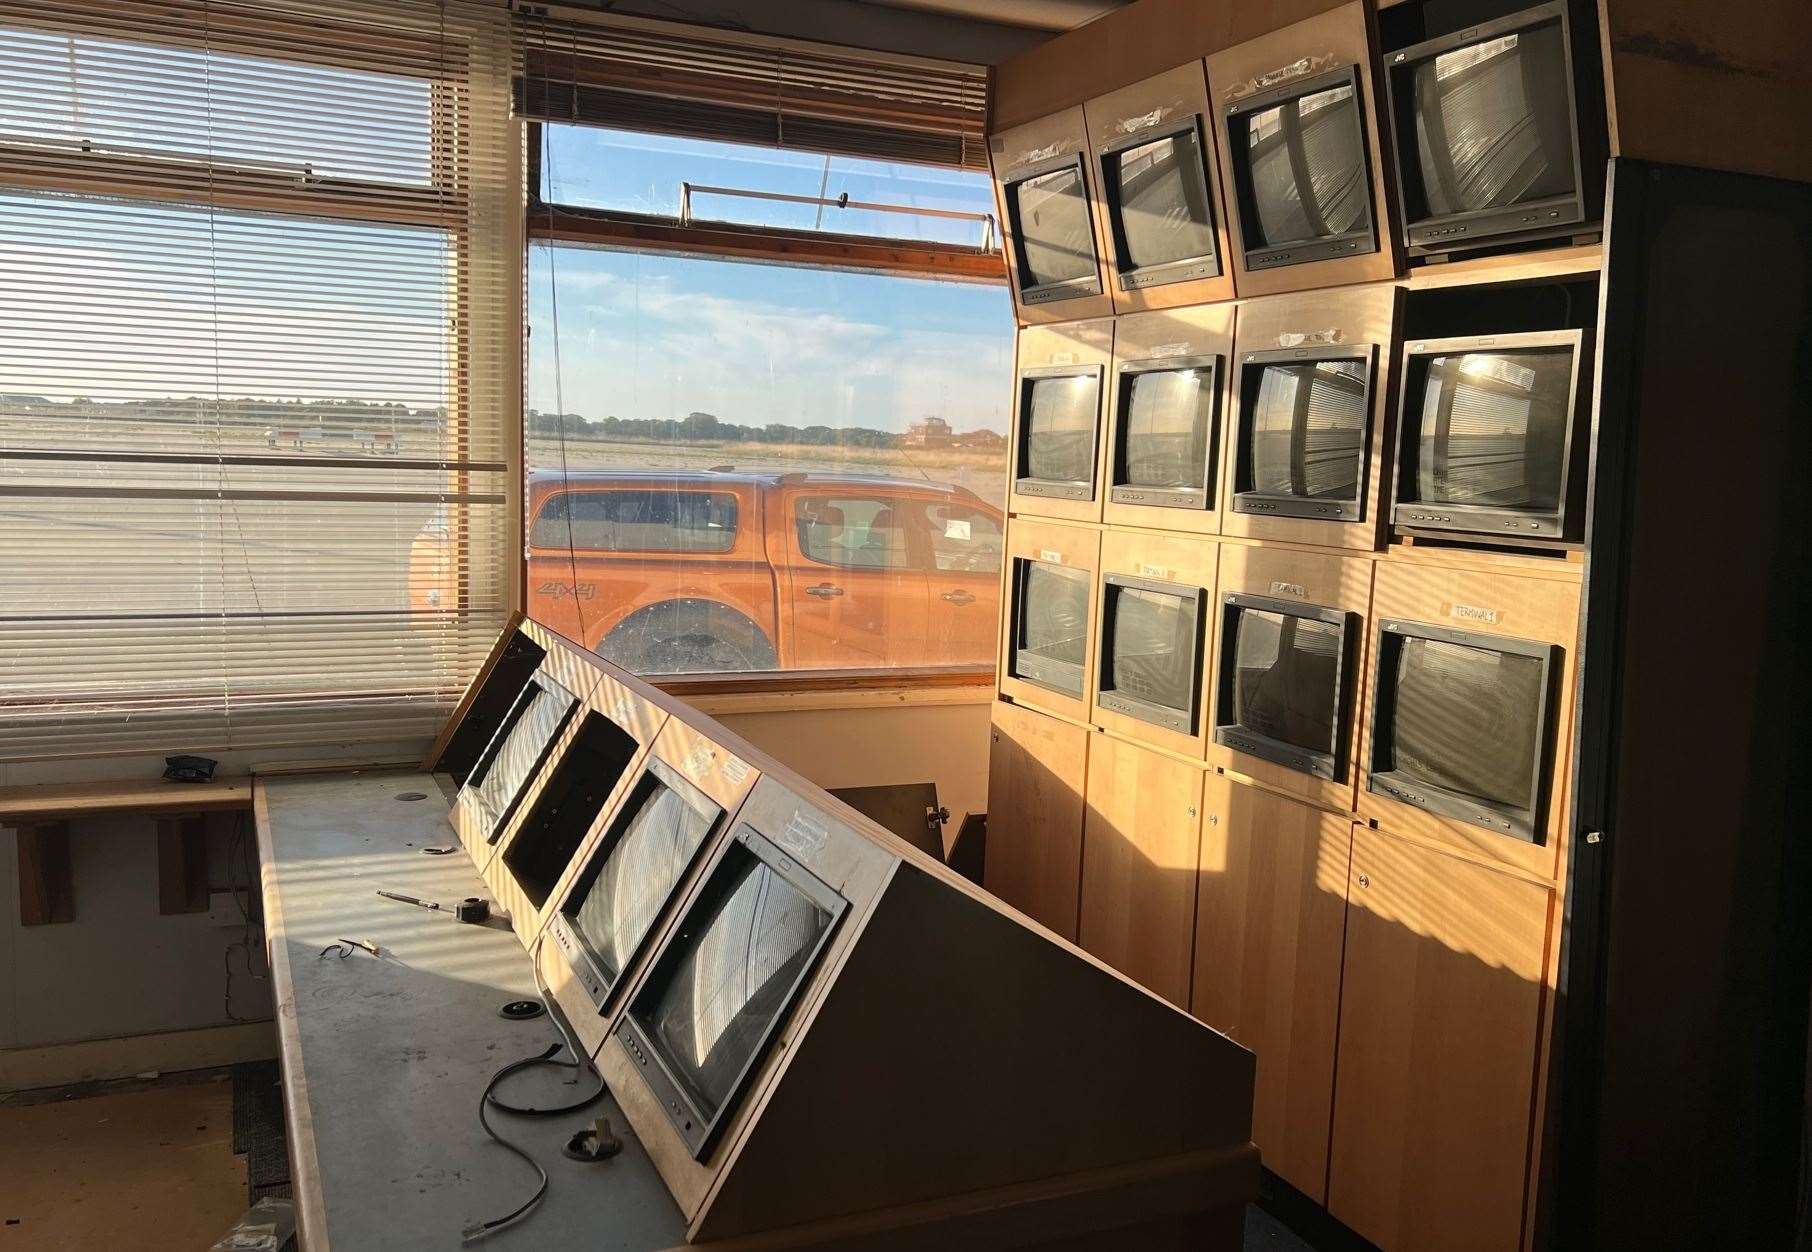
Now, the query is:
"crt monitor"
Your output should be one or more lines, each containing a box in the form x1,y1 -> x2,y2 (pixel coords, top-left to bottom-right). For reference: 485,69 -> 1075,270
1015,365 -> 1103,500
617,825 -> 848,1159
461,673 -> 579,843
1098,119 -> 1220,290
1004,154 -> 1103,305
547,757 -> 726,1011
439,629 -> 547,785
1233,344 -> 1375,522
1214,593 -> 1356,780
1385,0 -> 1589,253
1225,65 -> 1377,270
1097,572 -> 1207,733
1010,557 -> 1091,696
1368,618 -> 1558,841
500,710 -> 640,907
1394,328 -> 1588,540
1111,354 -> 1221,510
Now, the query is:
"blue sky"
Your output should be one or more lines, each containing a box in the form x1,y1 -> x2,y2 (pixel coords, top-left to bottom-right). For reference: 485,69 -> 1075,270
529,128 -> 1015,436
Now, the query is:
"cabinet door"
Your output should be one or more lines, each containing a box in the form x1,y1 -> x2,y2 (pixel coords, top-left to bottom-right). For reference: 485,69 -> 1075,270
1193,777 -> 1352,1201
1329,827 -> 1553,1252
985,700 -> 1088,939
1078,734 -> 1203,1007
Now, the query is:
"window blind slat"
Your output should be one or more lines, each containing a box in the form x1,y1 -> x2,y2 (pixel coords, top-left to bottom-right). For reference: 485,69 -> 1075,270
515,6 -> 990,172
0,0 -> 521,764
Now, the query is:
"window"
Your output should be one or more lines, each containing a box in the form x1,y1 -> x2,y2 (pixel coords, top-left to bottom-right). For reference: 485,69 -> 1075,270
531,490 -> 740,553
797,497 -> 912,569
524,243 -> 1012,676
0,1 -> 517,761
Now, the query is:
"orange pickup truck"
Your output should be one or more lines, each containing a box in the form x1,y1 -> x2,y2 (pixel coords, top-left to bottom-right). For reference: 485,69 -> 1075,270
415,470 -> 1004,674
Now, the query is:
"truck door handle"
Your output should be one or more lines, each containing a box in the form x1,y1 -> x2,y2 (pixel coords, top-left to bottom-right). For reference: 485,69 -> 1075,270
806,583 -> 844,599
940,590 -> 976,606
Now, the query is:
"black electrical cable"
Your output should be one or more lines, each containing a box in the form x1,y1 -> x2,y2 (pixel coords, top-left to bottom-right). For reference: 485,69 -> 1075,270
462,946 -> 607,1242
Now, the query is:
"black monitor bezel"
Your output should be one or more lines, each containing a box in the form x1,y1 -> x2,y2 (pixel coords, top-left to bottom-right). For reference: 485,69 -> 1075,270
461,672 -> 579,844
1383,0 -> 1590,255
1110,352 -> 1223,510
1213,592 -> 1358,781
1224,63 -> 1379,271
1003,149 -> 1106,305
1367,617 -> 1560,843
1232,342 -> 1378,523
1096,116 -> 1223,291
545,756 -> 727,1013
1015,363 -> 1104,501
616,824 -> 849,1160
439,629 -> 546,785
1009,556 -> 1091,697
1391,327 -> 1589,541
1096,572 -> 1208,733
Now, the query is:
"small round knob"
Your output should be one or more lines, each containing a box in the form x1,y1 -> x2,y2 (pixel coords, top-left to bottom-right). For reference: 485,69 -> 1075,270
1357,872 -> 1371,889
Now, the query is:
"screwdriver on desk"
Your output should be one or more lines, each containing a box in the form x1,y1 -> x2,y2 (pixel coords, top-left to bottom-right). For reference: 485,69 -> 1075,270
376,889 -> 444,913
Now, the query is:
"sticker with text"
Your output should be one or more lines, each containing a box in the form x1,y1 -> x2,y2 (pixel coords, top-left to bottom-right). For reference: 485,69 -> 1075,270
1449,602 -> 1500,625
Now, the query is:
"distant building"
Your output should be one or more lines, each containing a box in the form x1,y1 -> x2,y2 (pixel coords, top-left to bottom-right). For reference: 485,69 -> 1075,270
900,416 -> 953,448
953,429 -> 1006,450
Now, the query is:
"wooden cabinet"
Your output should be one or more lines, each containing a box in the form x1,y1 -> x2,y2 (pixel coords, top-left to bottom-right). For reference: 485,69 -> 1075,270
1328,826 -> 1553,1252
985,700 -> 1090,940
1192,776 -> 1351,1201
1078,735 -> 1202,1006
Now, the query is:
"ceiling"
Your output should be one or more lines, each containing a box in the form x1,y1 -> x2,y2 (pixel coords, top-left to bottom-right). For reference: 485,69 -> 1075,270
852,0 -> 1129,32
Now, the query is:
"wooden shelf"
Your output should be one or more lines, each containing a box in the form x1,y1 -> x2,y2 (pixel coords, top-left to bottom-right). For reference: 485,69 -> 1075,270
0,777 -> 251,824
1403,243 -> 1603,291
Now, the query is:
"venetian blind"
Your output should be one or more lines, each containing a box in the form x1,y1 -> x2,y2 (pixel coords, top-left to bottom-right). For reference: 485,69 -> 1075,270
515,4 -> 990,172
0,0 -> 521,762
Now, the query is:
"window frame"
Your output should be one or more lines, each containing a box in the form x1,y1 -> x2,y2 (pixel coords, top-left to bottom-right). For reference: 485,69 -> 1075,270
522,105 -> 1009,697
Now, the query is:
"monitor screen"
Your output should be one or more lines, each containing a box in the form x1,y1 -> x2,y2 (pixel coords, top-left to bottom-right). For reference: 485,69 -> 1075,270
1021,373 -> 1100,486
1011,163 -> 1097,291
1105,127 -> 1217,273
1408,20 -> 1577,220
464,676 -> 578,837
1242,81 -> 1370,249
1103,581 -> 1200,721
1118,365 -> 1217,493
502,711 -> 641,905
630,836 -> 840,1140
1387,635 -> 1545,811
563,768 -> 719,990
1414,346 -> 1574,511
1228,607 -> 1343,756
1245,358 -> 1369,501
1015,560 -> 1090,692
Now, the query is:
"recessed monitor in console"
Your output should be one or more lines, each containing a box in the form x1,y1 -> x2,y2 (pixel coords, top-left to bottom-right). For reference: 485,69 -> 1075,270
1234,344 -> 1375,523
1015,366 -> 1103,501
1009,558 -> 1091,697
439,630 -> 546,785
1099,120 -> 1220,290
1003,155 -> 1104,306
1385,0 -> 1590,254
1097,573 -> 1206,733
616,826 -> 848,1159
461,674 -> 579,842
1112,354 -> 1221,509
1368,618 -> 1557,841
1226,65 -> 1377,270
1214,593 -> 1356,780
1395,329 -> 1587,540
501,710 -> 640,908
547,758 -> 725,1010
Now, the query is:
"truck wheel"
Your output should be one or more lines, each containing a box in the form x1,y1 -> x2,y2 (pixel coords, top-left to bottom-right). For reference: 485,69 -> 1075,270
599,600 -> 776,675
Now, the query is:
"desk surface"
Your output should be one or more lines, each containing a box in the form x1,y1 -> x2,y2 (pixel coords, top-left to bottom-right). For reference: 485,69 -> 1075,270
257,769 -> 689,1252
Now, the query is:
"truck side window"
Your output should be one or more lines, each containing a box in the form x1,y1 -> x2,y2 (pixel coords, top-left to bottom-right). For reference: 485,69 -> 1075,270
797,497 -> 910,569
531,490 -> 738,553
924,502 -> 1003,573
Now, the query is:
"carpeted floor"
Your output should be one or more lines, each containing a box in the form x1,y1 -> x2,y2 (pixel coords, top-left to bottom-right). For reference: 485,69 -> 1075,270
0,1068 -> 248,1249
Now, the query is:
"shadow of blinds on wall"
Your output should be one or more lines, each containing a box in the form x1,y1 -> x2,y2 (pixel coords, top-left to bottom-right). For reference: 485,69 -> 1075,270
0,0 -> 521,762
515,5 -> 990,171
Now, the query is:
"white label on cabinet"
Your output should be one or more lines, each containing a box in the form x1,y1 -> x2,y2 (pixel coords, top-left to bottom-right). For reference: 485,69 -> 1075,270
1450,602 -> 1500,625
1269,581 -> 1307,599
1038,549 -> 1064,565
